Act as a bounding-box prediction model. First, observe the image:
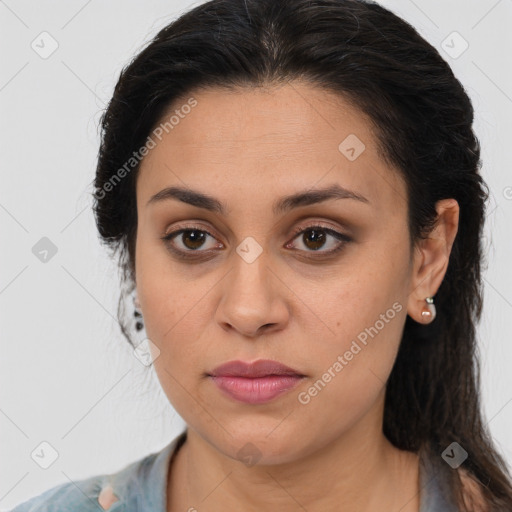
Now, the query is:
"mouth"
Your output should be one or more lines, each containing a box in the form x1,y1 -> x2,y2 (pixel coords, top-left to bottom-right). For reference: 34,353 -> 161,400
209,359 -> 305,378
207,359 -> 306,404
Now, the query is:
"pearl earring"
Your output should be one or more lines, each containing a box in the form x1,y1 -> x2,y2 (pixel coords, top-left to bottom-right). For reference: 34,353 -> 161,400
421,296 -> 436,323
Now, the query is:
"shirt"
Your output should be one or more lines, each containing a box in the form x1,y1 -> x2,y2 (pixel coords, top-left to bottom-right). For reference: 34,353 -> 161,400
9,430 -> 458,511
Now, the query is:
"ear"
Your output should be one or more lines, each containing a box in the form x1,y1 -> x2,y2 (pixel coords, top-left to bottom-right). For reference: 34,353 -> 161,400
407,198 -> 460,323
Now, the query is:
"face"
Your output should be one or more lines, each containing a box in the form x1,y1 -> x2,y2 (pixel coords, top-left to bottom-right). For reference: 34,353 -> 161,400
134,81 -> 415,465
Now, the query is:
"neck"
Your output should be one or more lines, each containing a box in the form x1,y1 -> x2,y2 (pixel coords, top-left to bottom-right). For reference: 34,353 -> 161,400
167,410 -> 420,512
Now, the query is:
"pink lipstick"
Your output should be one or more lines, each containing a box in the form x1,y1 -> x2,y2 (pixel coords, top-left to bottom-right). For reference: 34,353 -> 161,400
208,359 -> 305,404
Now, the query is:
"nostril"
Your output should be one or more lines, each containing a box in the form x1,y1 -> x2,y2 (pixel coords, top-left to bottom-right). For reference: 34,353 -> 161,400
98,484 -> 120,510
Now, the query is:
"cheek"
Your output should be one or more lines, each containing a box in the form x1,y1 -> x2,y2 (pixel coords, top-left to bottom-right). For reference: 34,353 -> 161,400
293,292 -> 407,441
139,275 -> 211,424
139,281 -> 206,364
302,289 -> 406,401
300,244 -> 409,397
135,242 -> 187,359
136,230 -> 190,328
135,242 -> 218,381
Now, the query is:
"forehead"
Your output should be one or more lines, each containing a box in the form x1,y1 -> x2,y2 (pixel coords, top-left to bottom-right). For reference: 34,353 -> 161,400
137,81 -> 407,216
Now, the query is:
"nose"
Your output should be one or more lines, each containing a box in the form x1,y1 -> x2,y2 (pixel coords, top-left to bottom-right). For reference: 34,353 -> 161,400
215,253 -> 290,338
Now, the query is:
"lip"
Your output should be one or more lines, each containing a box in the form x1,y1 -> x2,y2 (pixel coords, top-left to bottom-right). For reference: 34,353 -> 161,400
208,359 -> 306,404
209,359 -> 304,378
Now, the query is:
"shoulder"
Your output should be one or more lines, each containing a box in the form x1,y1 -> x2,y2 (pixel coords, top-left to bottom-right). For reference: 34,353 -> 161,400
8,453 -> 151,512
8,474 -> 112,512
458,467 -> 490,512
8,434 -> 186,512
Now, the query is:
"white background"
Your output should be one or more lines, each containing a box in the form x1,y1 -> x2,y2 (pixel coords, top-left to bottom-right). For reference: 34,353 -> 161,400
1,0 -> 511,509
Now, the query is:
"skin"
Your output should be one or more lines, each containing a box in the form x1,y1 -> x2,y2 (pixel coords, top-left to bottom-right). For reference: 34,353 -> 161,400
134,81 -> 459,512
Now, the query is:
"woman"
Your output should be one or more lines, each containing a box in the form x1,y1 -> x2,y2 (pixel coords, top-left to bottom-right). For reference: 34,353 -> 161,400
11,0 -> 512,510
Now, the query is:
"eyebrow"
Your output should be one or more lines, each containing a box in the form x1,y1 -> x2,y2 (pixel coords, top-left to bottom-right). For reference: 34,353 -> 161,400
146,183 -> 370,215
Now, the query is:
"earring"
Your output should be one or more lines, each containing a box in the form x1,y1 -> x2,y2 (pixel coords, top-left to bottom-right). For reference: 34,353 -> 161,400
421,296 -> 436,323
133,295 -> 144,332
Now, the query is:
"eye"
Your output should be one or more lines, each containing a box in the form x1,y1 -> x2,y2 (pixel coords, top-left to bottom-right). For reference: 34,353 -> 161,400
286,223 -> 352,255
161,225 -> 221,256
160,222 -> 352,258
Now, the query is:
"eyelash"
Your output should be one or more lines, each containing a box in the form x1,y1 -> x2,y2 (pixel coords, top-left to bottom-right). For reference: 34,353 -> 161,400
160,222 -> 352,259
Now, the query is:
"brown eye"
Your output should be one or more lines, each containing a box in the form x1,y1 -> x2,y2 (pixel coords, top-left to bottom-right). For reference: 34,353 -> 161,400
287,224 -> 352,255
300,228 -> 327,251
177,229 -> 207,250
161,227 -> 221,254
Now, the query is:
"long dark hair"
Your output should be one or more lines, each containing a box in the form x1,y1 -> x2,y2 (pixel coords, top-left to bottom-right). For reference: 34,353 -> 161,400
92,0 -> 512,509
